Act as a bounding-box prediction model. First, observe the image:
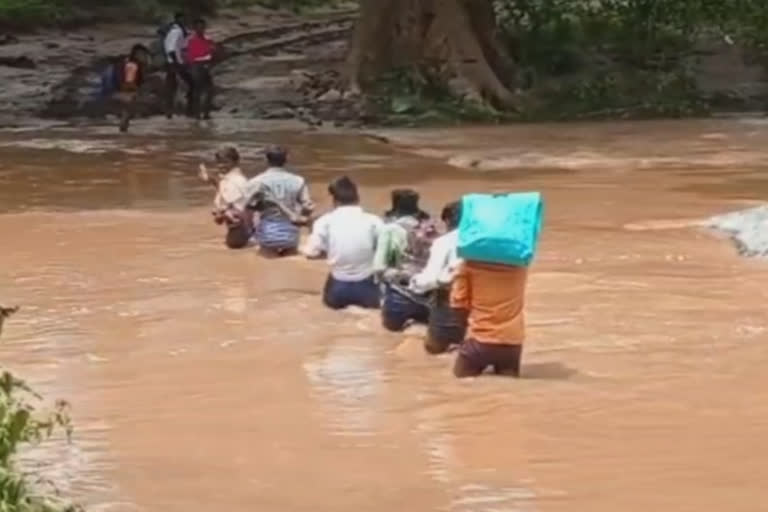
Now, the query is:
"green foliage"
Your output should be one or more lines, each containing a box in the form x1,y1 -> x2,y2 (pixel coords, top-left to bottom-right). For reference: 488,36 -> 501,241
369,67 -> 509,126
493,0 -> 768,119
0,314 -> 78,512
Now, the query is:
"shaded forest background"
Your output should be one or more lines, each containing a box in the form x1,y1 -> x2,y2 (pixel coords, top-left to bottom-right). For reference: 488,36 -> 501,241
1,0 -> 768,121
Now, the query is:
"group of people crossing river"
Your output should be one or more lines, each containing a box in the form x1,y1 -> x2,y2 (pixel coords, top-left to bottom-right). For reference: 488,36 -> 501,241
200,144 -> 538,379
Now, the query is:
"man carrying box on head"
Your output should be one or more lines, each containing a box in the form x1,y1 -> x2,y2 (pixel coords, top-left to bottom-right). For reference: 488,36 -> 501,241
449,193 -> 543,378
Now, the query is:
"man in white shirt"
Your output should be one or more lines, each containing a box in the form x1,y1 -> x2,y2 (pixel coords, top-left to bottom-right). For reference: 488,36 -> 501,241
409,200 -> 467,353
247,145 -> 315,256
302,176 -> 383,310
199,145 -> 251,249
162,12 -> 193,118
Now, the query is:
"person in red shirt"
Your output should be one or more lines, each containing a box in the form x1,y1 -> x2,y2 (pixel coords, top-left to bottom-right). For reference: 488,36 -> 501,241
116,44 -> 149,133
185,18 -> 215,120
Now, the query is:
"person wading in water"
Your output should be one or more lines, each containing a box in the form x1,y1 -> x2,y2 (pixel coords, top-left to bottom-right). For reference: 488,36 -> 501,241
199,145 -> 252,249
116,44 -> 150,133
302,176 -> 383,310
247,145 -> 314,257
185,18 -> 215,120
409,200 -> 467,354
375,189 -> 438,332
162,11 -> 193,118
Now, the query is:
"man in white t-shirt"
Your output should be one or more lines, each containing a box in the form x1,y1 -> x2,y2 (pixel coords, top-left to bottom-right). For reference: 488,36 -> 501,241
301,176 -> 383,310
162,12 -> 193,118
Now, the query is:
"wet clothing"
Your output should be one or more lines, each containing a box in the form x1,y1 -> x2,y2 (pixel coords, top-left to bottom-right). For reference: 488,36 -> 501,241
409,230 -> 461,294
213,167 -> 249,212
225,223 -> 253,249
453,339 -> 522,378
304,205 -> 383,282
381,284 -> 430,332
253,218 -> 300,252
425,287 -> 467,354
450,261 -> 528,378
451,261 -> 528,345
323,275 -> 380,310
115,59 -> 144,132
247,167 -> 314,223
377,215 -> 438,332
248,167 -> 313,251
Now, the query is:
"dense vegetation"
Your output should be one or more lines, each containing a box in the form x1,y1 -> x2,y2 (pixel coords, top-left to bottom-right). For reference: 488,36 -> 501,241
357,0 -> 768,124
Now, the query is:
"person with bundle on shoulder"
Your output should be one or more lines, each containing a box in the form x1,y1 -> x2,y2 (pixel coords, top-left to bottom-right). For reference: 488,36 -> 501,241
449,193 -> 543,378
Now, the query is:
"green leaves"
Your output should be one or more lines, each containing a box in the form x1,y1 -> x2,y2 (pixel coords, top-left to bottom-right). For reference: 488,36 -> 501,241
0,318 -> 77,512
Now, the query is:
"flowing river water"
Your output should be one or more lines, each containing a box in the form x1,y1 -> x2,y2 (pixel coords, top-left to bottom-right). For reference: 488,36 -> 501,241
1,117 -> 767,512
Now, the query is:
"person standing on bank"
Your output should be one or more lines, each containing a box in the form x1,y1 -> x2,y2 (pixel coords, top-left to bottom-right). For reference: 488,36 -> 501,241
247,145 -> 314,256
162,11 -> 193,118
301,176 -> 383,310
185,18 -> 215,120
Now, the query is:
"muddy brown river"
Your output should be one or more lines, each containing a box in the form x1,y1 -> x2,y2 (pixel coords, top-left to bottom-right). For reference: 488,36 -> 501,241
1,118 -> 767,512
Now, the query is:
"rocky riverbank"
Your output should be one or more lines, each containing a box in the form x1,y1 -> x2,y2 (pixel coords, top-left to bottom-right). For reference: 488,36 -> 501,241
0,6 -> 362,128
707,205 -> 768,258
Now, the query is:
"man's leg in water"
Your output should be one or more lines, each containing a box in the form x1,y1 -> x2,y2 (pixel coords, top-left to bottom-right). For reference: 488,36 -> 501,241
381,286 -> 410,331
382,286 -> 429,332
492,344 -> 523,377
164,65 -> 178,118
200,66 -> 214,119
453,339 -> 490,378
453,339 -> 522,378
118,93 -> 135,133
323,275 -> 380,310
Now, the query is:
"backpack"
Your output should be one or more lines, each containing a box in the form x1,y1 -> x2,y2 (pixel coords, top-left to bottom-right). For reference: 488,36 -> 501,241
98,60 -> 121,98
156,22 -> 172,39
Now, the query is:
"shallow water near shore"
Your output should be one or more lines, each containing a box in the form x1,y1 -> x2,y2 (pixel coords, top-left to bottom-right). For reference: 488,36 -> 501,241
2,117 -> 768,512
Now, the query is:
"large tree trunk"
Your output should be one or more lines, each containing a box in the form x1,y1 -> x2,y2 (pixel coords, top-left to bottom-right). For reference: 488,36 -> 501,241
346,0 -> 518,109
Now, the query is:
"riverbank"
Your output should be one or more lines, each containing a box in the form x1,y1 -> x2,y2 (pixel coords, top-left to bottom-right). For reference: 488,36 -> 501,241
0,3 -> 766,130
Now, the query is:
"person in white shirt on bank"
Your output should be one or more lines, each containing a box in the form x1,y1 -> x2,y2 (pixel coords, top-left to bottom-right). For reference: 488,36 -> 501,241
302,176 -> 383,310
409,200 -> 467,354
162,12 -> 193,118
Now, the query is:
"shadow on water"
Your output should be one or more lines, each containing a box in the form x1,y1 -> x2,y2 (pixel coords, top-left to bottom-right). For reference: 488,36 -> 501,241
521,362 -> 579,380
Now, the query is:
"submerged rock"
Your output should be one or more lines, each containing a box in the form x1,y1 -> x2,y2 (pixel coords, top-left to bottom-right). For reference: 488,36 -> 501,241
706,205 -> 768,258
